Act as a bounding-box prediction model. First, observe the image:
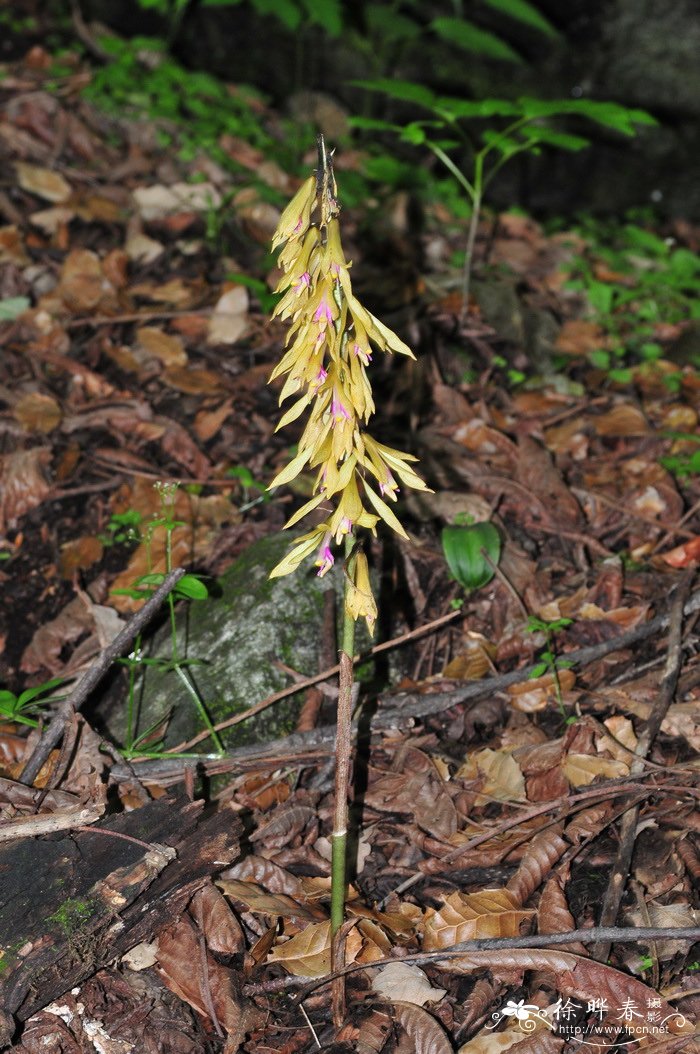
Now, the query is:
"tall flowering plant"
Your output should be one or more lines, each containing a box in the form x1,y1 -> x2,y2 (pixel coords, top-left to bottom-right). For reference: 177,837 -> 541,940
267,138 -> 428,1018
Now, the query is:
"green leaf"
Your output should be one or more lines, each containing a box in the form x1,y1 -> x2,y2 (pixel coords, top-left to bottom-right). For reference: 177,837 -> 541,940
441,522 -> 501,591
518,97 -> 656,135
623,225 -> 669,256
0,296 -> 30,320
434,96 -> 522,120
351,77 -> 436,109
482,0 -> 558,37
175,574 -> 209,600
431,17 -> 523,63
299,0 -> 342,36
521,126 -> 590,151
400,122 -> 427,145
529,662 -> 548,678
348,116 -> 402,133
16,677 -> 64,706
365,6 -> 421,43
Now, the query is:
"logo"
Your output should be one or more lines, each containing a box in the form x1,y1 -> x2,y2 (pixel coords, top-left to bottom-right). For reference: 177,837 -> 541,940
487,996 -> 689,1047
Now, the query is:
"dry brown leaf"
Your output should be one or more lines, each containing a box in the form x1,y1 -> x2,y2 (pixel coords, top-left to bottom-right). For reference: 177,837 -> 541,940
217,879 -> 321,922
507,670 -> 576,714
125,230 -> 164,263
423,890 -> 535,951
561,753 -> 628,787
356,1009 -> 393,1054
555,319 -> 605,356
129,277 -> 201,306
392,1001 -> 454,1054
194,399 -> 234,442
457,749 -> 526,804
223,854 -> 304,897
13,391 -> 62,433
161,365 -> 223,395
207,285 -> 249,345
459,1028 -> 537,1054
249,804 -> 316,848
267,920 -> 332,978
191,884 -> 246,956
443,634 -> 496,680
58,248 -> 118,312
537,870 -> 588,955
0,447 -> 51,534
624,902 -> 700,959
372,963 -> 446,1006
598,715 -> 638,762
16,161 -> 72,203
505,1032 -> 564,1054
595,403 -> 649,436
515,435 -> 583,529
58,535 -> 104,578
506,827 -> 568,905
366,750 -> 459,839
133,181 -> 222,220
157,914 -> 257,1040
136,325 -> 188,367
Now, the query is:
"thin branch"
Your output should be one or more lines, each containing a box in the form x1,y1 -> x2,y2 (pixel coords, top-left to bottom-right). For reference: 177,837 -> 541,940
19,567 -> 185,787
242,926 -> 700,995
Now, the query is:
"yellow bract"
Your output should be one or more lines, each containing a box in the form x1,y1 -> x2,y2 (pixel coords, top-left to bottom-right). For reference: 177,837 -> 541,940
267,162 -> 431,628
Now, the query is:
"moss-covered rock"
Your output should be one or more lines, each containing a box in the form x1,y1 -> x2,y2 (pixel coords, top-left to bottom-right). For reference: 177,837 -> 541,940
104,532 -> 337,751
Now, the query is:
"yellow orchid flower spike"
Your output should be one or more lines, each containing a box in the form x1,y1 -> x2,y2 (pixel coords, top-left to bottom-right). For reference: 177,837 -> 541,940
267,137 -> 431,629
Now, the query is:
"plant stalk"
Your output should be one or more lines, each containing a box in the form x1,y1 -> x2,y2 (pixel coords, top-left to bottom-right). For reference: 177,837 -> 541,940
331,538 -> 356,1024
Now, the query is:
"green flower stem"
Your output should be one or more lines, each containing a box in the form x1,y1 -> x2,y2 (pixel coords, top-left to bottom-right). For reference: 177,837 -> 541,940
331,537 -> 357,1021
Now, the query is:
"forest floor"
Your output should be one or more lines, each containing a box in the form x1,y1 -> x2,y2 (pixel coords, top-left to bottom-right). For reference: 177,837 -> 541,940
0,44 -> 699,1054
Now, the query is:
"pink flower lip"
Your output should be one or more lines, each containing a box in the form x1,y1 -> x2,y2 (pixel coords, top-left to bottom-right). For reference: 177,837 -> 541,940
331,394 -> 351,421
294,271 -> 311,291
379,472 -> 398,496
314,297 -> 334,324
316,544 -> 334,577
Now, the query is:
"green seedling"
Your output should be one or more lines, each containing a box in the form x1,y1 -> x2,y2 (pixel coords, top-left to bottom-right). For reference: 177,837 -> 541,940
441,519 -> 501,591
351,85 -> 655,321
526,614 -> 574,721
0,677 -> 65,728
98,508 -> 143,548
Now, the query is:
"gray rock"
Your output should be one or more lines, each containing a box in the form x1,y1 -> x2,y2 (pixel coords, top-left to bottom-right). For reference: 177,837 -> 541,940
106,532 -> 337,752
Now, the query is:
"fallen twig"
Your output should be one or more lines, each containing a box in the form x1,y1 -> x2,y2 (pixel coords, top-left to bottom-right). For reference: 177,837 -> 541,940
19,567 -> 185,787
241,926 -> 700,995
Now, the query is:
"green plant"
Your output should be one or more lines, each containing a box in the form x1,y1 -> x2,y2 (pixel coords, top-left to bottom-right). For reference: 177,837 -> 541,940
266,137 -> 429,1017
565,220 -> 700,370
0,677 -> 65,728
660,434 -> 700,479
112,483 -> 222,757
98,508 -> 143,548
83,37 -> 283,175
525,614 -> 574,720
225,463 -> 272,511
135,0 -> 342,47
441,518 -> 501,590
351,85 -> 656,321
